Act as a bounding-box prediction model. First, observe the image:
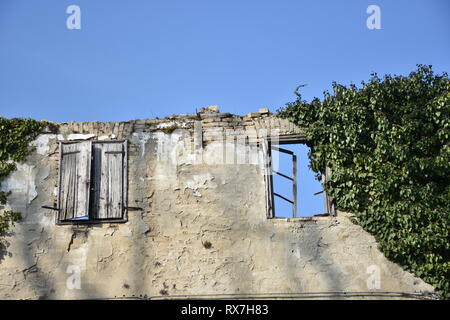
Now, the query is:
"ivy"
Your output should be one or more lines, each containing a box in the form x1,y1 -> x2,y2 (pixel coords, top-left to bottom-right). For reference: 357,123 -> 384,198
0,117 -> 44,238
278,65 -> 449,299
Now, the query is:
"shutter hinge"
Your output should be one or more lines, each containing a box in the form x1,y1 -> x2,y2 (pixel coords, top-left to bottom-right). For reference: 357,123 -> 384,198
42,205 -> 60,211
125,206 -> 143,211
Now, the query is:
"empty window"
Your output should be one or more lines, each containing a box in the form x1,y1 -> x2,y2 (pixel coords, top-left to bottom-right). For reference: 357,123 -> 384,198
263,136 -> 335,218
56,140 -> 128,224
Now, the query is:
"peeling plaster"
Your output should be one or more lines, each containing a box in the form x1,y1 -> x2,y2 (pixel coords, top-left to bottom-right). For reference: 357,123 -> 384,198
0,163 -> 37,204
132,132 -> 151,157
155,131 -> 185,163
30,134 -> 63,155
185,173 -> 214,191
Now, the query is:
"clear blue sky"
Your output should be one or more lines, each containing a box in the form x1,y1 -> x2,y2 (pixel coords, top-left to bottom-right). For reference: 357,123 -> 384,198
273,143 -> 325,217
0,0 -> 448,121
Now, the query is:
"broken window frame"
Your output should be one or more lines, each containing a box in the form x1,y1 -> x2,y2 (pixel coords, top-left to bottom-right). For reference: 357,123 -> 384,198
263,134 -> 336,219
55,140 -> 128,225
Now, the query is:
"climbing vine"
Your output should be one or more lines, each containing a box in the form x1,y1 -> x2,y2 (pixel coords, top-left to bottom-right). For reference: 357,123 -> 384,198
278,65 -> 449,298
0,117 -> 43,238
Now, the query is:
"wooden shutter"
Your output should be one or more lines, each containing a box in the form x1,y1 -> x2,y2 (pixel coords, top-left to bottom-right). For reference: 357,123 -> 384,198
91,141 -> 126,219
58,141 -> 92,220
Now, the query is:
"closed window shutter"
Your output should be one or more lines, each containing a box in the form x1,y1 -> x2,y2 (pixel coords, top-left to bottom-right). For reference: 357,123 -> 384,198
59,141 -> 92,220
92,142 -> 125,219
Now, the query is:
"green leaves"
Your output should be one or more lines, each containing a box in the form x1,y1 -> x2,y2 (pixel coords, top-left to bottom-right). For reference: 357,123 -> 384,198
0,117 -> 43,239
278,65 -> 450,299
0,210 -> 21,236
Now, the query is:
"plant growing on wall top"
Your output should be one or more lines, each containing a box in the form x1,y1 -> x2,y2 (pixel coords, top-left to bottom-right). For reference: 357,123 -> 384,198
278,65 -> 449,299
0,117 -> 43,238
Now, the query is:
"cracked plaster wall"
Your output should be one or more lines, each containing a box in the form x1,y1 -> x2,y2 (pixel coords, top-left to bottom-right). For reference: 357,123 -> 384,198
0,113 -> 435,299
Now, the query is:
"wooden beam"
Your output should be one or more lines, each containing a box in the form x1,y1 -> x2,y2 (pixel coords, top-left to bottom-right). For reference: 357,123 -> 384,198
271,146 -> 294,155
272,170 -> 294,181
273,192 -> 294,204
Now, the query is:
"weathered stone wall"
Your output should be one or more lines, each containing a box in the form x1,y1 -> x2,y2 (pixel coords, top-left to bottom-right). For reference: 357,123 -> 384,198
0,111 -> 435,299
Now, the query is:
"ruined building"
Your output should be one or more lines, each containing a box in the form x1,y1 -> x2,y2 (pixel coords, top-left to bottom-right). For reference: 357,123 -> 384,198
0,107 -> 435,299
